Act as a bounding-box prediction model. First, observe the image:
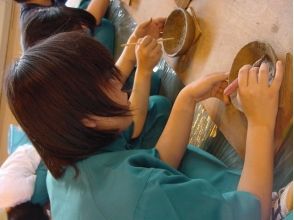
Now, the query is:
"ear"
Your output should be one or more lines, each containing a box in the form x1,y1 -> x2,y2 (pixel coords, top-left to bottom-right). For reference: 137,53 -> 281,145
81,117 -> 97,128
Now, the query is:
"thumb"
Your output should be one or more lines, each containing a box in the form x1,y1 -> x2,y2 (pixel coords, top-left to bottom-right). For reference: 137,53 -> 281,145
140,18 -> 152,28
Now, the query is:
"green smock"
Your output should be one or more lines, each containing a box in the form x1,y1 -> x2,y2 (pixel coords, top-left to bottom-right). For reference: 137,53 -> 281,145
78,0 -> 115,56
47,124 -> 261,220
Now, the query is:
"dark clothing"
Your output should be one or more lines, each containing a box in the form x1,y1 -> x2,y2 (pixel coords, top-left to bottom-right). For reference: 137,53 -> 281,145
20,0 -> 66,22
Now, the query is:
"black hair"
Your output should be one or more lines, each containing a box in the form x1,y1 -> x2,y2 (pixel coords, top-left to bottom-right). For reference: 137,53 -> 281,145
14,0 -> 34,2
5,32 -> 130,178
7,202 -> 49,220
21,6 -> 96,49
14,0 -> 66,4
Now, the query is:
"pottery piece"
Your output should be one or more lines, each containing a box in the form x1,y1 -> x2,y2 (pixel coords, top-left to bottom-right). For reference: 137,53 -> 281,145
162,8 -> 196,57
229,41 -> 277,111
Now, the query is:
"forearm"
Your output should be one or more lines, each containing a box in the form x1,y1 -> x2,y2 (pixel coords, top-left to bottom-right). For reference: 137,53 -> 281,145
238,123 -> 274,220
129,68 -> 151,138
86,0 -> 109,25
156,91 -> 196,168
116,35 -> 137,83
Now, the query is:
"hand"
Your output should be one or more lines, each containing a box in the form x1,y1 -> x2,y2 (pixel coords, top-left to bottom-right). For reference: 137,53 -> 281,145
121,18 -> 165,72
133,17 -> 166,39
224,78 -> 238,96
237,61 -> 283,128
135,36 -> 162,73
181,72 -> 230,104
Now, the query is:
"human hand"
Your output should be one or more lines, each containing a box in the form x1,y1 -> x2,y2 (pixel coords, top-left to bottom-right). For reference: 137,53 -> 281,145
135,35 -> 162,74
181,72 -> 230,104
122,18 -> 165,70
133,17 -> 166,40
237,61 -> 283,128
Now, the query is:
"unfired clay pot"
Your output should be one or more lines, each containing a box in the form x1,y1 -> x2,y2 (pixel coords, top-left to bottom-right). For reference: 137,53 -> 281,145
162,8 -> 196,57
229,41 -> 277,111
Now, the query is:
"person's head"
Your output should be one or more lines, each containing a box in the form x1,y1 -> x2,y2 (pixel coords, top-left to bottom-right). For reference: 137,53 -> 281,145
5,32 -> 132,179
7,202 -> 49,220
13,0 -> 30,2
21,6 -> 96,50
13,0 -> 65,5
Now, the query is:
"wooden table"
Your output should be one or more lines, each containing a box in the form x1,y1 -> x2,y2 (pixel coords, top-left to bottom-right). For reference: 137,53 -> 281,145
121,0 -> 293,158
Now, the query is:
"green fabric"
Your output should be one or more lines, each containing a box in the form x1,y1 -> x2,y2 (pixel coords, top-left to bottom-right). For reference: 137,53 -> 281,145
8,125 -> 31,154
126,95 -> 171,148
78,0 -> 115,56
30,161 -> 49,206
124,69 -> 162,96
47,142 -> 261,220
6,96 -> 170,207
78,0 -> 91,10
92,18 -> 115,56
47,147 -> 260,220
285,212 -> 293,220
8,126 -> 49,205
179,145 -> 241,192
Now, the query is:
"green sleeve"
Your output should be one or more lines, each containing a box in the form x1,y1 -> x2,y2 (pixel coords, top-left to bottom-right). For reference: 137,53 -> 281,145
135,169 -> 261,220
285,211 -> 293,220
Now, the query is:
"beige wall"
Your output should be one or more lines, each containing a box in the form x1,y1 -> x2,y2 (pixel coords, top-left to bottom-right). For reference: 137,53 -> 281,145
0,4 -> 21,165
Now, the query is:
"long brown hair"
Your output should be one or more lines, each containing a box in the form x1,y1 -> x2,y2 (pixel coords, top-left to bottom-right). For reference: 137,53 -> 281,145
5,32 -> 130,178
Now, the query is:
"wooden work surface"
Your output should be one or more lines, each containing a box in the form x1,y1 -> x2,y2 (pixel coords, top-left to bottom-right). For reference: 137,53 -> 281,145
121,0 -> 293,158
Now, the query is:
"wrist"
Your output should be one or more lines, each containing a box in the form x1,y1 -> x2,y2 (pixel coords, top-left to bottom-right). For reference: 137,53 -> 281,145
247,120 -> 275,134
177,89 -> 197,106
179,86 -> 197,103
136,65 -> 153,77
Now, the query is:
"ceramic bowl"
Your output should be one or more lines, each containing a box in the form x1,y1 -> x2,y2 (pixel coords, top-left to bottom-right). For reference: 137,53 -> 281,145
229,41 -> 277,112
162,8 -> 195,57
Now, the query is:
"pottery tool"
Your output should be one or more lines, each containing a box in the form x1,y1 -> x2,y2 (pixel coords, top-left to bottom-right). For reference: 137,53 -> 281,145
120,38 -> 174,47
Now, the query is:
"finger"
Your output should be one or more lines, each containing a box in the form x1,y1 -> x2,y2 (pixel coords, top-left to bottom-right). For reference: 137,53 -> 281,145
219,80 -> 229,89
156,45 -> 163,56
149,38 -> 159,50
140,18 -> 152,28
152,45 -> 162,59
207,72 -> 229,83
135,38 -> 143,47
238,64 -> 251,88
154,17 -> 166,24
224,78 -> 238,96
223,94 -> 230,105
258,62 -> 270,86
218,81 -> 229,96
272,60 -> 284,90
155,43 -> 162,52
236,92 -> 243,110
140,35 -> 153,47
155,18 -> 166,28
159,31 -> 163,38
248,67 -> 258,85
214,86 -> 230,104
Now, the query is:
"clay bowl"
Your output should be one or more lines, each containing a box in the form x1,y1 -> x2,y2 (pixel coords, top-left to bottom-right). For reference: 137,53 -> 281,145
162,8 -> 195,57
229,41 -> 277,111
175,0 -> 191,9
